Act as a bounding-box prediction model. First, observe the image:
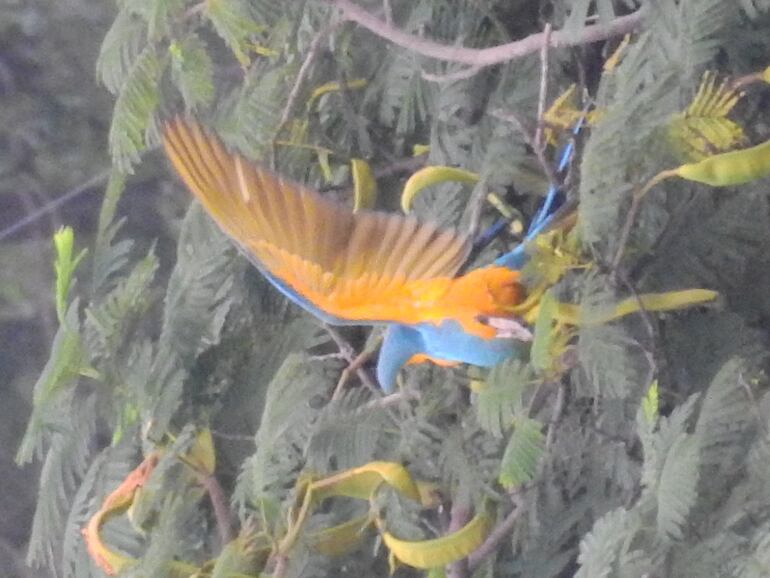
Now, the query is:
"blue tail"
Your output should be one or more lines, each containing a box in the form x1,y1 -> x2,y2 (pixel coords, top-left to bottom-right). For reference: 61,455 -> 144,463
494,118 -> 584,270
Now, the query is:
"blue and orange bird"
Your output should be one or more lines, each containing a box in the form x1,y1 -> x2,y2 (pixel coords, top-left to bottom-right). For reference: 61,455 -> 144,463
161,118 -> 548,392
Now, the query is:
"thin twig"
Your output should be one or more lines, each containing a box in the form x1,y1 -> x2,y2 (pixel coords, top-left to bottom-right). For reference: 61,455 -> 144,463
611,169 -> 677,273
275,22 -> 341,139
738,373 -> 768,438
464,177 -> 488,240
382,0 -> 393,25
467,494 -> 523,572
361,389 -> 420,410
332,347 -> 376,399
330,0 -> 644,68
545,383 -> 566,451
533,23 -> 552,154
324,325 -> 380,394
610,187 -> 644,272
0,169 -> 111,242
492,109 -> 560,191
422,65 -> 483,83
321,153 -> 428,202
210,431 -> 256,443
613,269 -> 657,351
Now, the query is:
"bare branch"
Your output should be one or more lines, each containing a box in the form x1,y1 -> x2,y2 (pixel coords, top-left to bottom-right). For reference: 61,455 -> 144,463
330,0 -> 644,69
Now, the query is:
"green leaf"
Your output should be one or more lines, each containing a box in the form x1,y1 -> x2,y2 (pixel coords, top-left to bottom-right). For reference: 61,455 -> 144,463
575,508 -> 631,578
498,417 -> 544,489
108,47 -> 162,173
169,35 -> 215,110
530,292 -> 556,374
656,434 -> 699,541
53,227 -> 87,324
475,359 -> 532,438
17,303 -> 88,465
205,0 -> 263,67
96,9 -> 146,94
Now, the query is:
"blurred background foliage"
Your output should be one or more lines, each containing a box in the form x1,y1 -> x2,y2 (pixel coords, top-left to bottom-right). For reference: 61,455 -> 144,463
0,0 -> 186,574
5,0 -> 770,577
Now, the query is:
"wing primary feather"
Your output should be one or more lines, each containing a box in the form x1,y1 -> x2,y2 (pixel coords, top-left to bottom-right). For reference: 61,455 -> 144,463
163,124 -> 211,207
320,200 -> 352,279
234,156 -> 251,203
270,174 -> 294,249
408,228 -> 459,278
344,214 -> 378,279
278,176 -> 302,257
381,216 -> 418,278
394,220 -> 439,280
189,121 -> 232,196
367,213 -> 400,290
165,121 -> 213,196
239,161 -> 274,238
252,168 -> 288,250
417,230 -> 470,278
166,121 -> 238,231
300,190 -> 324,273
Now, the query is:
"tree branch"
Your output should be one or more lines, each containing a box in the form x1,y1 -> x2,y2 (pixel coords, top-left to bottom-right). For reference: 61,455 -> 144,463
446,502 -> 472,578
198,473 -> 234,545
467,494 -> 523,572
325,325 -> 380,395
330,0 -> 644,69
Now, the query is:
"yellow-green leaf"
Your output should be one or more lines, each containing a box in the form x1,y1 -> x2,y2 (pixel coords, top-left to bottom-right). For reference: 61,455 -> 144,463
310,461 -> 421,504
184,428 -> 216,476
401,166 -> 479,213
553,289 -> 718,326
642,381 -> 659,424
667,71 -> 744,162
351,158 -> 377,212
762,65 -> 770,84
306,78 -> 367,111
381,509 -> 490,570
316,148 -> 333,182
673,138 -> 770,186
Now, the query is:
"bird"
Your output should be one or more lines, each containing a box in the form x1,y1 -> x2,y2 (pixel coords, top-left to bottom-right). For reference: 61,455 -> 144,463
161,118 -> 539,392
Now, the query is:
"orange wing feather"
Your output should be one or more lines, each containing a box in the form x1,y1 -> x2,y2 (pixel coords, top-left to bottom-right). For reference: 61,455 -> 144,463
162,118 -> 523,334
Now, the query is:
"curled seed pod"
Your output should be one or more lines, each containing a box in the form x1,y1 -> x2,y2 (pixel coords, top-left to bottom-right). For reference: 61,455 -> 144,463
674,138 -> 770,186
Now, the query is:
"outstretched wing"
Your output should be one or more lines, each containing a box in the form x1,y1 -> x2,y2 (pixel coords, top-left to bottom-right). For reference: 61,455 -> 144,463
162,118 -> 472,323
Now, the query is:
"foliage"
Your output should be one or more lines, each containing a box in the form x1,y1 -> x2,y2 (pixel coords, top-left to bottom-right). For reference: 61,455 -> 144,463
15,0 -> 770,577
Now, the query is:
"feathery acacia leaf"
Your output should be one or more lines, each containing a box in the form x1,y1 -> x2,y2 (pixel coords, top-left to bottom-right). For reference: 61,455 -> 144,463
108,47 -> 162,173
